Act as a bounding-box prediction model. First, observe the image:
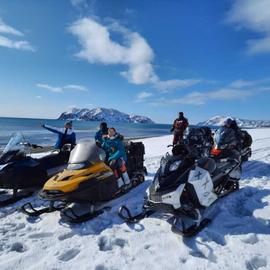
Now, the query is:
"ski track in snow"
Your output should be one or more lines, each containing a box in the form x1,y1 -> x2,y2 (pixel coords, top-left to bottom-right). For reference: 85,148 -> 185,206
0,130 -> 270,270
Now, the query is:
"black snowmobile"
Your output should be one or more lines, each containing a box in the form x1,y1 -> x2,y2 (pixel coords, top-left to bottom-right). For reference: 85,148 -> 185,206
119,126 -> 251,237
184,126 -> 214,158
0,132 -> 72,206
21,140 -> 147,223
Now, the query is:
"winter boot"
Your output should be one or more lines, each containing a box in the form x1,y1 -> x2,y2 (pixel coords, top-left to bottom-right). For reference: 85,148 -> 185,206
122,172 -> 132,189
117,178 -> 125,188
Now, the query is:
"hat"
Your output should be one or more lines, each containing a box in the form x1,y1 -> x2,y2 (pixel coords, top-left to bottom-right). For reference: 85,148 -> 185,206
100,122 -> 108,128
65,120 -> 73,126
224,118 -> 232,127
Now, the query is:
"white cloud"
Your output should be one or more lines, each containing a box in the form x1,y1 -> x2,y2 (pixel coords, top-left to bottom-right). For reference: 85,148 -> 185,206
64,84 -> 88,91
0,35 -> 34,51
226,0 -> 270,54
229,79 -> 254,88
166,88 -> 254,105
68,17 -> 201,90
69,17 -> 157,85
135,91 -> 153,102
152,78 -> 270,106
0,18 -> 35,51
155,79 -> 202,92
37,83 -> 88,93
36,95 -> 42,99
0,19 -> 23,36
70,0 -> 84,6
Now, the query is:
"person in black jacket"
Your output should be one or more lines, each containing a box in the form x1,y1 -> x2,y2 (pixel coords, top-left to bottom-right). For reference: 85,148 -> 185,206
171,112 -> 189,145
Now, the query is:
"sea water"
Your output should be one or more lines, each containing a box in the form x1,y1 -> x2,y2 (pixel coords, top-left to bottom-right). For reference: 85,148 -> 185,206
0,117 -> 172,149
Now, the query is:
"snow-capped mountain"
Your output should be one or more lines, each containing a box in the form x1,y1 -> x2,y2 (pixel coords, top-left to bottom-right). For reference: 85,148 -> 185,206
58,107 -> 154,124
197,115 -> 270,128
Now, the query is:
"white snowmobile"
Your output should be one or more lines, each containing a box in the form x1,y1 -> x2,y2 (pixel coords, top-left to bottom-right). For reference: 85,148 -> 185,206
119,126 -> 251,237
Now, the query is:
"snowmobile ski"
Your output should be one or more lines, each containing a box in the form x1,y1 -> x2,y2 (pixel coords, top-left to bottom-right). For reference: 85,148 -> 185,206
60,207 -> 104,223
118,205 -> 155,223
0,190 -> 34,207
20,201 -> 67,217
171,216 -> 211,237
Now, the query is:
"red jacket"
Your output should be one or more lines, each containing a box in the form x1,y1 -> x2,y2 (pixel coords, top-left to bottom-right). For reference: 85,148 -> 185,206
172,117 -> 189,133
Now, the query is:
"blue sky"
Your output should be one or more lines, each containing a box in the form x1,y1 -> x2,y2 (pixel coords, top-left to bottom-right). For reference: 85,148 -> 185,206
0,0 -> 270,124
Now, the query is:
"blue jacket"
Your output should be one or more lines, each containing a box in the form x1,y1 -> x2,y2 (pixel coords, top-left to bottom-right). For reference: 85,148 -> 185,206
43,124 -> 76,149
101,134 -> 127,162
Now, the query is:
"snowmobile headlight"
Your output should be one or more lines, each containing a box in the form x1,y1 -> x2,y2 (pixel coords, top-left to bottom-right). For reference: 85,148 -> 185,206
67,163 -> 86,170
169,160 -> 181,172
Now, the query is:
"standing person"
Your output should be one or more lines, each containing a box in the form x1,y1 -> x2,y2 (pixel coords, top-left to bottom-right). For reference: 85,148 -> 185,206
95,122 -> 108,147
171,112 -> 189,145
42,121 -> 76,149
101,127 -> 130,189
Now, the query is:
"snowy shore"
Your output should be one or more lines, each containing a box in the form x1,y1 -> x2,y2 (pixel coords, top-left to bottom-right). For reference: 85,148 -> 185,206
0,129 -> 270,270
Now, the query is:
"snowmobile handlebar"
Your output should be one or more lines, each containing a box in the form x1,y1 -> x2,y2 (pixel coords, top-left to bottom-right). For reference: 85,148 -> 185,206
31,144 -> 43,149
20,142 -> 43,149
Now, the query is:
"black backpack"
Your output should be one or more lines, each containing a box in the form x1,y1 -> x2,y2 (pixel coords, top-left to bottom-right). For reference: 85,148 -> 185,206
241,130 -> 252,148
124,141 -> 145,175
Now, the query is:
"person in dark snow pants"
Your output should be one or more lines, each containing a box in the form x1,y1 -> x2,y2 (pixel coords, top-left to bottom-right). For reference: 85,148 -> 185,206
171,112 -> 189,145
42,121 -> 76,149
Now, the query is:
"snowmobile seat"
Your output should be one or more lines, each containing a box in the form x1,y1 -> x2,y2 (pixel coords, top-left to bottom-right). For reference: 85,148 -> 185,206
172,143 -> 189,157
197,158 -> 216,174
61,143 -> 73,152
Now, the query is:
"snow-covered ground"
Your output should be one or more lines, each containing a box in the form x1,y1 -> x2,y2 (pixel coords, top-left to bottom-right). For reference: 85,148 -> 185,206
0,129 -> 270,270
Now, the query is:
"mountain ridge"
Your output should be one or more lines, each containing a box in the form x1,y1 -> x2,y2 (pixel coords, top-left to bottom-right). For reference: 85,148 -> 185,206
58,107 -> 155,124
197,115 -> 270,128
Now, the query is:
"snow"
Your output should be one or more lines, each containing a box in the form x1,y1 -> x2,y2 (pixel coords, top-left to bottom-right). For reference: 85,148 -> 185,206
198,115 -> 270,128
1,129 -> 270,270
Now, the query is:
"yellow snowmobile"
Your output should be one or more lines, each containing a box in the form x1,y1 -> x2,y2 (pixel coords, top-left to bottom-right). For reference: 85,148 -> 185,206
21,140 -> 146,223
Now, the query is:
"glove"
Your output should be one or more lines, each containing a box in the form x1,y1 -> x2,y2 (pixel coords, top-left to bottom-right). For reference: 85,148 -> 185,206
96,141 -> 102,148
109,159 -> 116,167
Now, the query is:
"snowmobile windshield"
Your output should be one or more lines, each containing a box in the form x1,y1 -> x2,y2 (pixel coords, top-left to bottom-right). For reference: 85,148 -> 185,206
0,133 -> 28,164
67,141 -> 105,170
3,132 -> 27,154
214,127 -> 236,149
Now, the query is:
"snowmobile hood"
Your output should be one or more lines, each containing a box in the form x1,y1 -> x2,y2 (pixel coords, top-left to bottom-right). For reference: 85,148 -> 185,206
43,162 -> 113,193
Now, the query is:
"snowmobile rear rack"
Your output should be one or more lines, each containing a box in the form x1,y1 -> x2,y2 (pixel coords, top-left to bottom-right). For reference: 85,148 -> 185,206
20,201 -> 67,217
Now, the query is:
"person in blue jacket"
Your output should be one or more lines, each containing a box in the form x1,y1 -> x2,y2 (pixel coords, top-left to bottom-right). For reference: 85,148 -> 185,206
95,122 -> 108,147
101,127 -> 130,189
42,121 -> 76,149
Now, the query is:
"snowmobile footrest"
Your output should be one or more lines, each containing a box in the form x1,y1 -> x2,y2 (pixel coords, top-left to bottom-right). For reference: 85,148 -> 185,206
0,191 -> 34,207
20,202 -> 66,217
118,205 -> 155,223
60,208 -> 104,223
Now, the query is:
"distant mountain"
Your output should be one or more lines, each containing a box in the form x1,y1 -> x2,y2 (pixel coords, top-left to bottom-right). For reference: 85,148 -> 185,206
58,107 -> 154,124
197,115 -> 270,128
